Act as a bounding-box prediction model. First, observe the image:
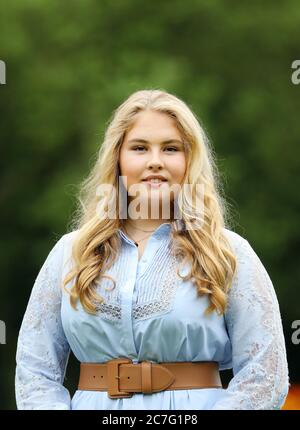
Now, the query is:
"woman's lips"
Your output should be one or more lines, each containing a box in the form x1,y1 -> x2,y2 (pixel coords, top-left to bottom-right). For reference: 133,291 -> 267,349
142,180 -> 168,188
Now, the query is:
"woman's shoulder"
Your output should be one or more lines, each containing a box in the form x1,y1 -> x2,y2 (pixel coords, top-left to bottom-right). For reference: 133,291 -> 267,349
57,229 -> 80,249
222,228 -> 258,266
53,229 -> 80,260
57,229 -> 80,272
222,227 -> 248,251
61,229 -> 80,243
222,228 -> 269,280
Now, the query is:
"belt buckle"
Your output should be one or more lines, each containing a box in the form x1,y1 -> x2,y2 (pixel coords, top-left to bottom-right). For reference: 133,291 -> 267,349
107,358 -> 134,399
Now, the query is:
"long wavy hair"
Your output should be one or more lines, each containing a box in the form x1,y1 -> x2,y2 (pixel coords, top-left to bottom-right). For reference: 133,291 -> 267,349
63,89 -> 237,316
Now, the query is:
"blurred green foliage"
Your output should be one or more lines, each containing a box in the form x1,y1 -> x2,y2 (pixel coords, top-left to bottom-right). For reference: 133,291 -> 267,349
0,0 -> 299,409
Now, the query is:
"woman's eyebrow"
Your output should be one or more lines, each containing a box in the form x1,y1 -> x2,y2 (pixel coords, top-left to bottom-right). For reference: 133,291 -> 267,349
127,138 -> 183,145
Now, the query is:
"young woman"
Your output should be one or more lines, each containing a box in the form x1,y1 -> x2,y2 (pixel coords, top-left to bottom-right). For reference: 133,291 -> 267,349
15,89 -> 289,410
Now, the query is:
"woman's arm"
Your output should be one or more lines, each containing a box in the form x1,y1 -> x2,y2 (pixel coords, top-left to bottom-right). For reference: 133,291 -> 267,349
212,236 -> 290,410
15,234 -> 71,410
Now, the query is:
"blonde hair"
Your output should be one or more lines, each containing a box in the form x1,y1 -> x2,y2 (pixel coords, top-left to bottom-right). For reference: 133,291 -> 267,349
63,89 -> 237,316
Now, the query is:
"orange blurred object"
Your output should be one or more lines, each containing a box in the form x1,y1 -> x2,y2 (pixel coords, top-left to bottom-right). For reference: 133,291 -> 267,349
282,384 -> 300,410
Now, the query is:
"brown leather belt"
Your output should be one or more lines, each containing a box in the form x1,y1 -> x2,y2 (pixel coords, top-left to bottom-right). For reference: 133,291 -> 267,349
78,358 -> 222,399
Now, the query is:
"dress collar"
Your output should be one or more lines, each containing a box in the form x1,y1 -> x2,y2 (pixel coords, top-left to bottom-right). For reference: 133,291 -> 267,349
117,222 -> 172,245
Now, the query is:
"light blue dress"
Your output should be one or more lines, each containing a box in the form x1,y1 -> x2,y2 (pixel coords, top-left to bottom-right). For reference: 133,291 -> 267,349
15,223 -> 290,410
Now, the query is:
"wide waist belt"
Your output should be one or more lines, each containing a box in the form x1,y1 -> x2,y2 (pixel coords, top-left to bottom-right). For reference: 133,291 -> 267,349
78,358 -> 222,399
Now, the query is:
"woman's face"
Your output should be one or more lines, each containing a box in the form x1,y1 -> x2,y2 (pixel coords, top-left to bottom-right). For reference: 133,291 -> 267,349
119,110 -> 187,218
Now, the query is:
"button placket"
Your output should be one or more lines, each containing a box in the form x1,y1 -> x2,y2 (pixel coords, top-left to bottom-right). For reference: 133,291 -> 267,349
136,237 -> 161,279
120,247 -> 139,358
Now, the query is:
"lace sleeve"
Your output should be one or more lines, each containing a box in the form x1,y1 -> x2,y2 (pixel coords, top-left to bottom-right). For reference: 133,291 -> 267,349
212,237 -> 290,410
15,235 -> 71,410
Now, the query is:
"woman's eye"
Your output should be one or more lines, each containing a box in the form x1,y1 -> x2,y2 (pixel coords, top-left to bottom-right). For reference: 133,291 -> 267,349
132,146 -> 178,152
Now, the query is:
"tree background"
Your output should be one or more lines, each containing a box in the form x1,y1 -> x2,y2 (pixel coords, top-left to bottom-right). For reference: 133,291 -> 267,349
0,0 -> 299,409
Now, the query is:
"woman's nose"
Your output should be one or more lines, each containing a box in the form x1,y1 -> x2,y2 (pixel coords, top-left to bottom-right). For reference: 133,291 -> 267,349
147,151 -> 164,168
